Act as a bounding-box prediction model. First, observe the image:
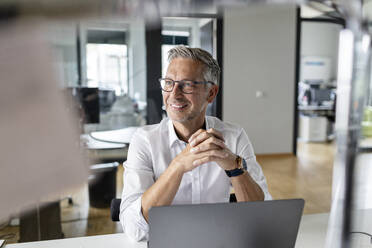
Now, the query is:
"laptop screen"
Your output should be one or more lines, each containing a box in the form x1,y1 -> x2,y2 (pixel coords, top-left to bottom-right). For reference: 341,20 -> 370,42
148,199 -> 304,248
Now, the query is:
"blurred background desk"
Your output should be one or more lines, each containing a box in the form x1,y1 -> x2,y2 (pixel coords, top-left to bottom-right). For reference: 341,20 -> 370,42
81,127 -> 137,208
82,127 -> 138,163
82,135 -> 128,163
359,138 -> 372,153
298,105 -> 335,143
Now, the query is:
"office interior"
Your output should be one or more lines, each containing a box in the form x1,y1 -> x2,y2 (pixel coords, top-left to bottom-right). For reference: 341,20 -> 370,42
1,0 -> 372,247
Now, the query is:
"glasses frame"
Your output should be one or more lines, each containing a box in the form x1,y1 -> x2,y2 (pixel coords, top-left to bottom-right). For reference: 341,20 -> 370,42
158,78 -> 215,94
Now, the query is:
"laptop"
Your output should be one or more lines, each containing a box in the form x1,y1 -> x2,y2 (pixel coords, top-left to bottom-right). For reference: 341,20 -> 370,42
148,199 -> 304,248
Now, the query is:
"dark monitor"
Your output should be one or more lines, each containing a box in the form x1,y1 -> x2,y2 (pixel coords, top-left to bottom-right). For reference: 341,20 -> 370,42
310,88 -> 333,104
99,88 -> 116,113
65,87 -> 100,124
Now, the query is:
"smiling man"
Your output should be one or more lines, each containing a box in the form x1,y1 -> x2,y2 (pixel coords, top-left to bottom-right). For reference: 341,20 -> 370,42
120,46 -> 271,241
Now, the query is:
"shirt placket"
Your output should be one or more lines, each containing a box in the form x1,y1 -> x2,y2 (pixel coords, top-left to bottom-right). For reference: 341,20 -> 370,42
191,165 -> 201,204
179,141 -> 201,204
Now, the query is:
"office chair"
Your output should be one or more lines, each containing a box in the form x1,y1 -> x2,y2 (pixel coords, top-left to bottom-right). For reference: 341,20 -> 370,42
110,194 -> 237,222
110,198 -> 122,222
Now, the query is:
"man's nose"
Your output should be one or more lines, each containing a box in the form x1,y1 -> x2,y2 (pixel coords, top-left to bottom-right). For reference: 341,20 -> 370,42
171,82 -> 183,95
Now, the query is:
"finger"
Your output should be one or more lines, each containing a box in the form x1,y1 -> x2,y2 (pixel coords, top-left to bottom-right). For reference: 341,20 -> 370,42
190,143 -> 219,154
196,149 -> 229,160
206,136 -> 226,149
192,151 -> 228,166
189,157 -> 209,170
190,139 -> 225,153
188,129 -> 205,144
206,128 -> 225,142
189,130 -> 212,147
192,157 -> 210,167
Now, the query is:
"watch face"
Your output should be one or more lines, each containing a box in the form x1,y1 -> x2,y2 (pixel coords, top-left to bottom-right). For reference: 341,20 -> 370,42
235,156 -> 248,170
242,158 -> 247,170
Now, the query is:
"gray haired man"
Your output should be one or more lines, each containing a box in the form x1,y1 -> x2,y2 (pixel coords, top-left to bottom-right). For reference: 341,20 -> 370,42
120,46 -> 271,241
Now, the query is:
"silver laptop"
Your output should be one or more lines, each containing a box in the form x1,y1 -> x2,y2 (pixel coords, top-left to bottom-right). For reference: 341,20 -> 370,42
148,199 -> 304,248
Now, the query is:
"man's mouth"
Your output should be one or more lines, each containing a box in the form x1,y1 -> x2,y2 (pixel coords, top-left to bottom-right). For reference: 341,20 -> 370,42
169,103 -> 188,110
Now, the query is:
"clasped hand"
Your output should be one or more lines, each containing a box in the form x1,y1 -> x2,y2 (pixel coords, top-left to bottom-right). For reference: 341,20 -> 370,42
171,128 -> 237,173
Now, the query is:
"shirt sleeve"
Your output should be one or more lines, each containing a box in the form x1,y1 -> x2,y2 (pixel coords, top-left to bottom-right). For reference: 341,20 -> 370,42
236,128 -> 272,200
119,129 -> 154,241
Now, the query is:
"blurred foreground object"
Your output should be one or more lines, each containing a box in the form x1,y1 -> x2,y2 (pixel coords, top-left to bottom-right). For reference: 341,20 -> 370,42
362,106 -> 372,137
0,0 -> 304,20
325,0 -> 371,245
0,19 -> 88,221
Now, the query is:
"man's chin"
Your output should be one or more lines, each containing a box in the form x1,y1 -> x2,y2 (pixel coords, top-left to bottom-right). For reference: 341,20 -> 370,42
167,112 -> 191,123
168,115 -> 188,123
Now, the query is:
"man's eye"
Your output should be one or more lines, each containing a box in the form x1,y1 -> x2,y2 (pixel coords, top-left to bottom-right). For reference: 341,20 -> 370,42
184,82 -> 194,88
165,80 -> 173,85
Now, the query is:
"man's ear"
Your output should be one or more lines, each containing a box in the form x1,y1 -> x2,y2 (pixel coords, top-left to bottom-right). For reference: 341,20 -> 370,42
207,85 -> 219,103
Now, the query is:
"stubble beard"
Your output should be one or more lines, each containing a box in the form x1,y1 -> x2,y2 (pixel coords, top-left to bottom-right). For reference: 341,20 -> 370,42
166,102 -> 207,124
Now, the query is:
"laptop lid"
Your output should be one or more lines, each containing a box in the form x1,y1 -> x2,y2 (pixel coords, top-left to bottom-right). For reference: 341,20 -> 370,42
148,199 -> 304,248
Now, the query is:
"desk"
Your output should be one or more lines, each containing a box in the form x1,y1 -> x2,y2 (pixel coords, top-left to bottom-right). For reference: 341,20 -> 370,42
359,138 -> 372,153
5,233 -> 147,248
6,213 -> 329,248
90,127 -> 138,144
298,105 -> 334,111
6,211 -> 372,248
81,127 -> 138,163
295,213 -> 329,248
81,134 -> 127,162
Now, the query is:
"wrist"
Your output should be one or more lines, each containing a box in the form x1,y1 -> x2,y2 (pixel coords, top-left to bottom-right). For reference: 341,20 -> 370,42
225,155 -> 240,170
169,160 -> 186,176
225,156 -> 246,178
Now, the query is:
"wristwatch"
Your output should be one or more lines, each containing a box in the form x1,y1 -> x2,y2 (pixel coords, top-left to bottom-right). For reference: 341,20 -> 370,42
225,156 -> 246,177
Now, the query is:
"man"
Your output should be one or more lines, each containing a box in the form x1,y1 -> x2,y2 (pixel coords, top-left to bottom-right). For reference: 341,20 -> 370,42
120,46 -> 271,241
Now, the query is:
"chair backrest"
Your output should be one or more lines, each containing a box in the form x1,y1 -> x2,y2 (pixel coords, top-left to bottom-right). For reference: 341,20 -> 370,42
110,198 -> 121,222
110,194 -> 237,222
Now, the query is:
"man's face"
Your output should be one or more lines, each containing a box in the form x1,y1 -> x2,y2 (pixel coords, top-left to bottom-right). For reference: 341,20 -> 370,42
163,57 -> 217,123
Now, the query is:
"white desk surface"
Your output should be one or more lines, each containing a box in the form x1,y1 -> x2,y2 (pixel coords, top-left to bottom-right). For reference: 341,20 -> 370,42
6,213 -> 330,248
295,213 -> 329,248
359,137 -> 372,152
5,233 -> 147,248
90,127 -> 138,144
81,134 -> 126,150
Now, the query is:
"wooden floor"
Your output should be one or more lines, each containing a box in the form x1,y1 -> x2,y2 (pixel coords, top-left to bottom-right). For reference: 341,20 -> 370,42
0,141 -> 335,244
259,141 -> 335,214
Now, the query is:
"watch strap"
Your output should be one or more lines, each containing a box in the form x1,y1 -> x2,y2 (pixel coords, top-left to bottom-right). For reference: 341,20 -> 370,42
225,168 -> 245,177
225,156 -> 246,177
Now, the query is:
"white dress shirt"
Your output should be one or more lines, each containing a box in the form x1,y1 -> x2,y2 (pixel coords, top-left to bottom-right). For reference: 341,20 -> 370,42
120,116 -> 271,241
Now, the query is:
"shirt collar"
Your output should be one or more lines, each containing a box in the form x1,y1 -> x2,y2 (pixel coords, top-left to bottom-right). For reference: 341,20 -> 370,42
168,119 -> 180,148
167,116 -> 212,148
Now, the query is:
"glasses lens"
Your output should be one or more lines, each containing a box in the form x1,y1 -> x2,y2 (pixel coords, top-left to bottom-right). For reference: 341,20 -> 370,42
180,80 -> 195,93
160,79 -> 174,91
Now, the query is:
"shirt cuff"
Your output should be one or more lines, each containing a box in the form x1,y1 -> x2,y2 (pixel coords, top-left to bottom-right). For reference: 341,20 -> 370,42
121,196 -> 149,241
134,196 -> 149,232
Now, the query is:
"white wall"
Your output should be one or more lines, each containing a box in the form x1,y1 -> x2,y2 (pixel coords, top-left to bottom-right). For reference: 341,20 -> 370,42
48,21 -> 79,88
301,22 -> 342,84
223,4 -> 297,154
128,19 -> 147,103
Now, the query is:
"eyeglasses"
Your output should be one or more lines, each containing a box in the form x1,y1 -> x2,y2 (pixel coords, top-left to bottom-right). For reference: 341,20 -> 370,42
159,78 -> 214,94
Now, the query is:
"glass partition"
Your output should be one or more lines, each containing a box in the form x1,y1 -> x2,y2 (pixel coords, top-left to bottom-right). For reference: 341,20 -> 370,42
0,1 -> 371,247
